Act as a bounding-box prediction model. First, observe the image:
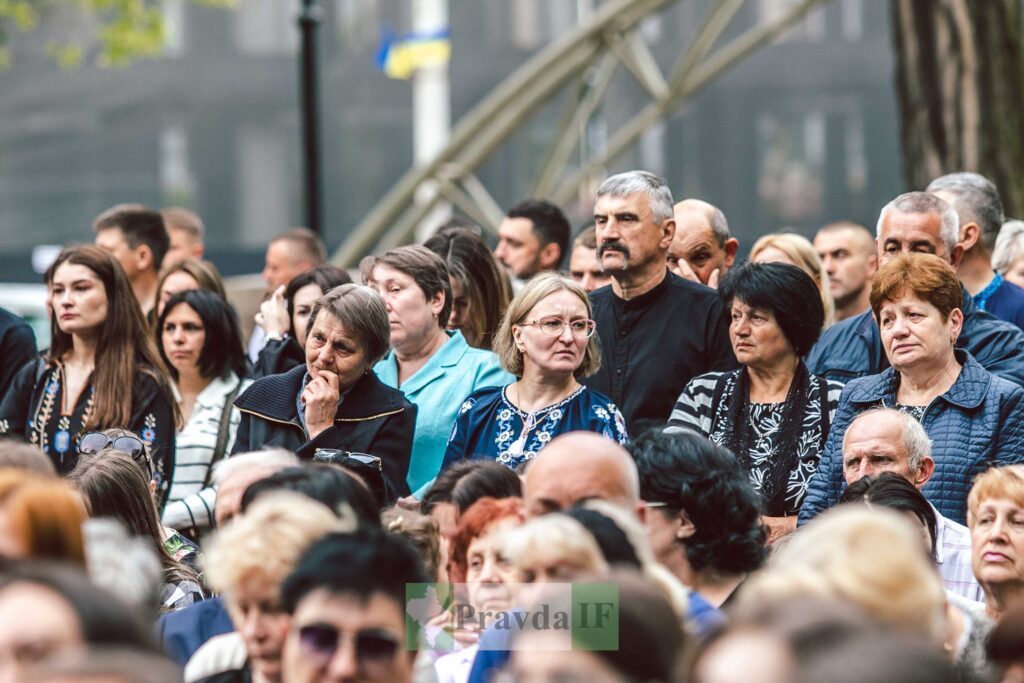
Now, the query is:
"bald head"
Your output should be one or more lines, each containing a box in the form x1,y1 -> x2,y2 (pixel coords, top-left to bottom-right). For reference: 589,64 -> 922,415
841,409 -> 934,489
669,199 -> 737,284
523,432 -> 640,518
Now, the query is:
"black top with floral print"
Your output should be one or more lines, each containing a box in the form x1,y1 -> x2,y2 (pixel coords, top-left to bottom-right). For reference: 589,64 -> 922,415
0,359 -> 176,502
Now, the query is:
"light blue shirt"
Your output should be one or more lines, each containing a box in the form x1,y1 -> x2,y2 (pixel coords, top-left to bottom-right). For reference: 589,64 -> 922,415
374,330 -> 514,494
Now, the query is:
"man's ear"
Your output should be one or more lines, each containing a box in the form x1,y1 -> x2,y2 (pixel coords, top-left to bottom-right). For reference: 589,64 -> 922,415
659,218 -> 677,250
538,242 -> 562,271
675,509 -> 696,541
135,244 -> 154,272
914,456 -> 936,488
959,221 -> 981,252
723,238 -> 740,267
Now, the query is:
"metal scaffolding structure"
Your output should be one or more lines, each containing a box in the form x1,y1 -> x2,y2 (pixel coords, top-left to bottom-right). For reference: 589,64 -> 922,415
332,0 -> 829,266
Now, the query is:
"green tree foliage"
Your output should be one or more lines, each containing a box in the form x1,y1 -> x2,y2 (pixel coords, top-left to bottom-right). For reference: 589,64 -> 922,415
0,0 -> 233,69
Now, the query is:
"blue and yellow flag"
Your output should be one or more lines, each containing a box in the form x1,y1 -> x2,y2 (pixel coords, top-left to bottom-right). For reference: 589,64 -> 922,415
376,28 -> 451,80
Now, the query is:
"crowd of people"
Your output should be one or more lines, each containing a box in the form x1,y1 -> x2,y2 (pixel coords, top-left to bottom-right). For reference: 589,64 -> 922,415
0,169 -> 1023,682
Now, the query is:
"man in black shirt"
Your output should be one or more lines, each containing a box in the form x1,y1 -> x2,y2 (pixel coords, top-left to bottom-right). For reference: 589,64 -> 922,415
584,171 -> 737,432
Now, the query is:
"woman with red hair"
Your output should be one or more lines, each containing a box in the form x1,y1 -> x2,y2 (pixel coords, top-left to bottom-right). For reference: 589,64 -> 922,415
436,496 -> 525,683
0,469 -> 85,565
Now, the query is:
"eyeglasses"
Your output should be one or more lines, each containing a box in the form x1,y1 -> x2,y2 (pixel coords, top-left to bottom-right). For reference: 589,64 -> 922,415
518,317 -> 596,338
297,623 -> 400,666
79,432 -> 147,461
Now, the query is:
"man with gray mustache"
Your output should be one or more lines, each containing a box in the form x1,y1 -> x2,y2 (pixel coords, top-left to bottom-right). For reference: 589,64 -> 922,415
583,171 -> 736,432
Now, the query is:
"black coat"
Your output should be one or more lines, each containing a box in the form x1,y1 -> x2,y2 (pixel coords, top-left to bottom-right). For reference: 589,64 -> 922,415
232,365 -> 416,502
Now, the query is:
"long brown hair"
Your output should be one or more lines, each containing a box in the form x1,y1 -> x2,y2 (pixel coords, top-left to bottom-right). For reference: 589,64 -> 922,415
45,245 -> 179,430
68,451 -> 200,588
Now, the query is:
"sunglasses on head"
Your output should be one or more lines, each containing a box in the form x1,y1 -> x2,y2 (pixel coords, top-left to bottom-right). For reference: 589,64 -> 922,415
312,449 -> 382,470
79,432 -> 147,460
297,623 -> 400,665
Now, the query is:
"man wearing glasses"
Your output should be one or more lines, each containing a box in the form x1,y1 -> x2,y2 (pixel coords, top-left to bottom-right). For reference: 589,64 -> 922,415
586,171 -> 736,432
279,528 -> 426,683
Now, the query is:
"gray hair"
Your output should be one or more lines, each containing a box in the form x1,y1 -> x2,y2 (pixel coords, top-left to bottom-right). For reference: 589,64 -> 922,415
876,192 -> 960,255
992,219 -> 1024,275
596,170 -> 674,223
308,283 -> 392,365
211,448 -> 299,486
845,408 -> 932,474
926,172 -> 1004,251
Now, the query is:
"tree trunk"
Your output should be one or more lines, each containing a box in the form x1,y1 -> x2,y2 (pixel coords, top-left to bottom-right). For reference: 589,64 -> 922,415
891,0 -> 1024,218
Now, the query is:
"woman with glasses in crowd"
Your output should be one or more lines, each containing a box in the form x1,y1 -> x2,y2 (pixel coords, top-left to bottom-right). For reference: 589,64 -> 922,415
363,245 -> 512,496
157,289 -> 251,536
667,262 -> 842,544
441,273 -> 628,473
0,246 -> 178,497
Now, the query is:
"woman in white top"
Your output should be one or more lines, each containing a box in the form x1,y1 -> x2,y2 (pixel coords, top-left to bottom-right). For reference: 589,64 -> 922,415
157,289 -> 251,534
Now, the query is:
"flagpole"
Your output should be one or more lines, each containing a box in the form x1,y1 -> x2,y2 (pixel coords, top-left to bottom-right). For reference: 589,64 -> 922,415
412,0 -> 452,241
299,0 -> 324,237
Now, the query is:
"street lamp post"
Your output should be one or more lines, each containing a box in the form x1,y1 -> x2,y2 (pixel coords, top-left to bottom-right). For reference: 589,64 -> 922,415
298,0 -> 324,237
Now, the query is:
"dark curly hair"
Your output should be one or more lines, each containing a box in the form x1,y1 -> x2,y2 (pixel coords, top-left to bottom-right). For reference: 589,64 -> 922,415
632,429 -> 766,575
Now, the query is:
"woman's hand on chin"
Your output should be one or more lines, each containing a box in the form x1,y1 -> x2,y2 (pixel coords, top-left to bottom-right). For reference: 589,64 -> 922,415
302,369 -> 340,438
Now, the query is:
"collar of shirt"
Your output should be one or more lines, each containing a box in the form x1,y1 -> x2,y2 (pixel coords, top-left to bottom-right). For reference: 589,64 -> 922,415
974,271 -> 1003,312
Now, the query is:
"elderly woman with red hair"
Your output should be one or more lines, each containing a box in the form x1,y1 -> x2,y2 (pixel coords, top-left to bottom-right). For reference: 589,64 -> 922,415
435,497 -> 525,683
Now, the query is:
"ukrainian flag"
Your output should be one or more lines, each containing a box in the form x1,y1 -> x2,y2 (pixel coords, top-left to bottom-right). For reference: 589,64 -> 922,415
376,28 -> 451,80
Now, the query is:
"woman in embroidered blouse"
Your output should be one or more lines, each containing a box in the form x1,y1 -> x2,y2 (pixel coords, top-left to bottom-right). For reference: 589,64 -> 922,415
441,273 -> 628,473
363,246 -> 513,496
667,262 -> 842,543
0,246 -> 177,498
157,289 -> 251,534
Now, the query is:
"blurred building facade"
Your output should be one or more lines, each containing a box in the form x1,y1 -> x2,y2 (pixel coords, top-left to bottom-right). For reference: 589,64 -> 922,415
0,0 -> 900,279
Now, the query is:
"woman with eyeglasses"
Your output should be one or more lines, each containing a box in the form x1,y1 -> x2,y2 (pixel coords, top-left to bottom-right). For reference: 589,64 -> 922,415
157,289 -> 251,535
0,246 -> 178,498
440,273 -> 628,473
362,246 -> 513,497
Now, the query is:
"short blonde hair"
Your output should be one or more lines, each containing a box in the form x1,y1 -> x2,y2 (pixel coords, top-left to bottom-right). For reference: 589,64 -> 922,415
493,273 -> 601,378
750,232 -> 835,328
741,506 -> 947,646
203,493 -> 351,596
500,514 -> 608,577
967,465 -> 1024,526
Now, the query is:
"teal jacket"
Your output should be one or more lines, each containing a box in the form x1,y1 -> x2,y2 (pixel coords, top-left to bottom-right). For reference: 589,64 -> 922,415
374,330 -> 514,494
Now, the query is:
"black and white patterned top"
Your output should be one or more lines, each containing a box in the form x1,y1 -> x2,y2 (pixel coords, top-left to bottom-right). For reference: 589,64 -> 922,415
667,370 -> 844,516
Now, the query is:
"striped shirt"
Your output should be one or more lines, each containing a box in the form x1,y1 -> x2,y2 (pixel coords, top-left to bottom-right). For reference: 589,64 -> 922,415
162,373 -> 252,531
667,370 -> 844,515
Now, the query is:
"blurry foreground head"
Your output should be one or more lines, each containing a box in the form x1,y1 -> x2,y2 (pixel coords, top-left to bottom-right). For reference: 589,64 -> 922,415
741,506 -> 948,647
0,469 -> 85,565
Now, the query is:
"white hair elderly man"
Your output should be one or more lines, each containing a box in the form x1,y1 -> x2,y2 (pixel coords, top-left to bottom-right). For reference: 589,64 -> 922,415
584,171 -> 737,432
841,408 -> 981,602
806,191 -> 1024,387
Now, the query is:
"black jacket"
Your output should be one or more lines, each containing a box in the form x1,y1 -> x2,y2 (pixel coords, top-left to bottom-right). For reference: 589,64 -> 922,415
232,365 -> 416,502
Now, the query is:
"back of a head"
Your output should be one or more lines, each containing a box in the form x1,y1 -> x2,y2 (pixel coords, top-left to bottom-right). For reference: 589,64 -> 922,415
501,514 -> 608,578
796,630 -> 958,683
272,227 -> 326,266
205,492 -> 350,595
0,470 -> 86,565
67,452 -> 161,543
633,429 -> 766,575
927,171 -> 1004,251
94,206 -> 170,272
451,461 -> 523,514
583,570 -> 685,683
751,506 -> 947,645
211,449 -> 299,487
507,199 -> 571,265
527,431 -> 640,510
280,528 -> 427,614
562,505 -> 642,569
839,472 -> 937,554
0,441 -> 56,476
382,508 -> 443,581
240,464 -> 381,528
35,646 -> 183,683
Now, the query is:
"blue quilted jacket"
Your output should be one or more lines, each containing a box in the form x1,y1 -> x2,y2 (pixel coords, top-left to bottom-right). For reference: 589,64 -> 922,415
799,351 -> 1024,525
806,285 -> 1024,387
